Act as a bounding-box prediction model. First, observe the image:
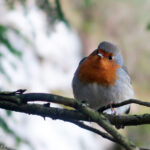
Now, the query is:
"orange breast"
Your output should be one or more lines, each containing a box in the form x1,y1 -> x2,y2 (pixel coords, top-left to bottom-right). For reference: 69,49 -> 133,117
78,55 -> 120,87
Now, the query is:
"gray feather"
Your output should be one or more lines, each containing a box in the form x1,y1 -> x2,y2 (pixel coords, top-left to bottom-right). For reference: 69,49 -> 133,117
98,41 -> 121,55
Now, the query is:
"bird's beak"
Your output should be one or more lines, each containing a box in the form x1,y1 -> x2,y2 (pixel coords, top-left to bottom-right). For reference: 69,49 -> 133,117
97,53 -> 103,58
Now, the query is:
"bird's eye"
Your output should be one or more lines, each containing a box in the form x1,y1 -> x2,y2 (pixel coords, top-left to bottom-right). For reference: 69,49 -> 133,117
108,56 -> 113,60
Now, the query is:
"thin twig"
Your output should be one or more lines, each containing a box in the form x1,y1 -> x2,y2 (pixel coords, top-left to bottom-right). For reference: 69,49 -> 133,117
98,99 -> 150,112
70,120 -> 117,143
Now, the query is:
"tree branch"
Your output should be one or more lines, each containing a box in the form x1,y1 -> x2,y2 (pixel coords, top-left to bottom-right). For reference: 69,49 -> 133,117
0,90 -> 150,150
0,99 -> 150,126
75,105 -> 136,150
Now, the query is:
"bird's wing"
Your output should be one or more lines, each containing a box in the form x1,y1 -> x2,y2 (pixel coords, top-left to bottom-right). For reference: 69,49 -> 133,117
122,64 -> 129,74
122,64 -> 132,84
79,57 -> 87,65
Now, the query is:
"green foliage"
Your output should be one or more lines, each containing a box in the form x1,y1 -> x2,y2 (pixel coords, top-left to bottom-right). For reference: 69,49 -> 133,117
5,0 -> 69,25
0,22 -> 28,150
6,110 -> 12,117
0,24 -> 29,80
0,142 -> 14,150
0,117 -> 22,146
5,0 -> 26,9
0,61 -> 11,81
0,115 -> 33,148
0,0 -> 69,149
0,25 -> 22,58
146,22 -> 150,30
84,0 -> 92,7
55,0 -> 69,25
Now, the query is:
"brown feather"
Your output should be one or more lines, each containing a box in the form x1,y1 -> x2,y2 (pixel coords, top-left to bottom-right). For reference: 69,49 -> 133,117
78,49 -> 120,86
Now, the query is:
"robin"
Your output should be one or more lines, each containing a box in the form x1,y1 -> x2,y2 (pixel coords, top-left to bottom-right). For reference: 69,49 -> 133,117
72,41 -> 134,115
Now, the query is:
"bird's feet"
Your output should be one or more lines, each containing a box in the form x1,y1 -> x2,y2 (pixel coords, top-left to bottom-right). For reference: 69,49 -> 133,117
108,102 -> 117,115
103,101 -> 117,115
81,100 -> 89,107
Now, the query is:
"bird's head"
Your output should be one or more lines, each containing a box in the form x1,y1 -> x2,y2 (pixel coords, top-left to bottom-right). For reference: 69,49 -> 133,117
78,41 -> 123,86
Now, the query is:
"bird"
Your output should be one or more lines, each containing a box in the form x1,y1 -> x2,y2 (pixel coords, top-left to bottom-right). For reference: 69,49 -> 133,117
72,41 -> 134,115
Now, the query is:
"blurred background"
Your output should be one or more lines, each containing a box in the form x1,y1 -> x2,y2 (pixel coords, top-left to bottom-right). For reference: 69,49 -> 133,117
0,0 -> 150,150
